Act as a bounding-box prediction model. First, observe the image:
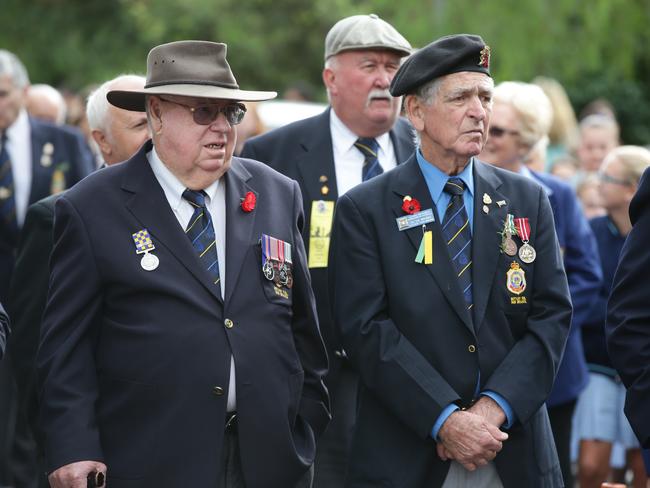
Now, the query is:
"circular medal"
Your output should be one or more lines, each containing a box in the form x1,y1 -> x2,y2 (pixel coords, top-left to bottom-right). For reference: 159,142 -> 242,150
262,261 -> 275,281
140,252 -> 159,271
504,237 -> 517,256
518,242 -> 536,264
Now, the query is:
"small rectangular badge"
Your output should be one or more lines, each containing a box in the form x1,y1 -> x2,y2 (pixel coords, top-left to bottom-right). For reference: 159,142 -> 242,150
396,208 -> 435,231
308,200 -> 335,268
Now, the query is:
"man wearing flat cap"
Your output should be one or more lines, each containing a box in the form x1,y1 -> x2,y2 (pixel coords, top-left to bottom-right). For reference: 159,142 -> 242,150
37,40 -> 330,488
241,15 -> 414,486
329,34 -> 571,487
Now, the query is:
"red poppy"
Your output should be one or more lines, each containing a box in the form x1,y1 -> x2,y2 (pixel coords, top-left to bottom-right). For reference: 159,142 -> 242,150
241,191 -> 256,212
401,195 -> 421,215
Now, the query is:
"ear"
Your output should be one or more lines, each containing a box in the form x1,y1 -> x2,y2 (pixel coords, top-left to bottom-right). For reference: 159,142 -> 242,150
404,95 -> 425,132
148,97 -> 163,133
322,67 -> 336,96
91,129 -> 112,157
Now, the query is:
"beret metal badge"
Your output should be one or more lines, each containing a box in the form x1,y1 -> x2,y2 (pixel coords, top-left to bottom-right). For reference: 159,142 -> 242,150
479,45 -> 491,68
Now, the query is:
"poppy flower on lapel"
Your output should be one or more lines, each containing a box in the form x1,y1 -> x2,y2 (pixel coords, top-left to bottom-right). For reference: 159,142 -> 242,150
401,195 -> 421,215
241,191 -> 256,212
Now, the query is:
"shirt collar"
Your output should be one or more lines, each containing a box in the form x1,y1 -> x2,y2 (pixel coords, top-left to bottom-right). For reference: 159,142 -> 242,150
6,109 -> 30,143
416,147 -> 474,201
147,146 -> 220,211
330,108 -> 391,156
519,165 -> 554,196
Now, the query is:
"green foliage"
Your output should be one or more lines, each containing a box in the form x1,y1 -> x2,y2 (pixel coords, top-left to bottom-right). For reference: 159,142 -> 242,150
1,0 -> 649,143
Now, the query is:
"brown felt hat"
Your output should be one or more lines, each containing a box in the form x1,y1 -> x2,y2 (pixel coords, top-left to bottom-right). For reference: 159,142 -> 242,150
107,40 -> 277,111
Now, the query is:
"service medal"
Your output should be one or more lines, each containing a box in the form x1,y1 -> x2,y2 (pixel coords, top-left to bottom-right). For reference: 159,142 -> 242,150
263,260 -> 275,281
132,229 -> 159,272
514,217 -> 536,264
504,237 -> 517,256
140,252 -> 159,271
506,262 -> 526,295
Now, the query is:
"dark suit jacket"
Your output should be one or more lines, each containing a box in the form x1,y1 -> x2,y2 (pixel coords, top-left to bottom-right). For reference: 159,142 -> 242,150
241,108 -> 415,367
329,156 -> 571,488
530,171 -> 601,407
607,166 -> 650,448
37,142 -> 330,487
0,302 -> 8,360
0,117 -> 94,303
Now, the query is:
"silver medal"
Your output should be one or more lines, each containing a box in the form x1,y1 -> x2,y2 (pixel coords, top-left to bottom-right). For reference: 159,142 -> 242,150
140,252 -> 159,271
518,242 -> 536,264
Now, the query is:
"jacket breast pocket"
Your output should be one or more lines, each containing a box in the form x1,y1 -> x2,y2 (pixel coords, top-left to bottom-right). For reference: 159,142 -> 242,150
257,246 -> 293,307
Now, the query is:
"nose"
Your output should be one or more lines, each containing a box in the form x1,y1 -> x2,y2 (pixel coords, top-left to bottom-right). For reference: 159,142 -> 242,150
374,66 -> 392,89
209,112 -> 231,131
468,96 -> 487,120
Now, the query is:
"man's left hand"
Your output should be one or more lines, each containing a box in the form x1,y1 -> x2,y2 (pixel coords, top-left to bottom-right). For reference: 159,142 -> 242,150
468,396 -> 507,428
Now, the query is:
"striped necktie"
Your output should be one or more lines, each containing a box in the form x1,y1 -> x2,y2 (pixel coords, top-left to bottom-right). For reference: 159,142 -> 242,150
354,137 -> 383,181
0,132 -> 18,237
442,178 -> 473,313
182,189 -> 220,286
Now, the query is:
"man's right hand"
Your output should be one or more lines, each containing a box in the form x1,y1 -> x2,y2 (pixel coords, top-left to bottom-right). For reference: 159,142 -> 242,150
48,460 -> 107,488
437,410 -> 508,471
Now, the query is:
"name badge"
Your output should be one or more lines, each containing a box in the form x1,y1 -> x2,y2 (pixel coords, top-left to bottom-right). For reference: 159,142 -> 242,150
396,208 -> 435,231
308,200 -> 334,268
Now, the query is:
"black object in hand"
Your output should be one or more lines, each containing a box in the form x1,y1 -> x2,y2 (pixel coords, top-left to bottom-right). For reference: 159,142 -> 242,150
87,471 -> 105,488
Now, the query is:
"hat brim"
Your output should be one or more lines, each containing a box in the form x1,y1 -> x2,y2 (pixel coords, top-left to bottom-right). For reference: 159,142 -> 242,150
107,84 -> 277,111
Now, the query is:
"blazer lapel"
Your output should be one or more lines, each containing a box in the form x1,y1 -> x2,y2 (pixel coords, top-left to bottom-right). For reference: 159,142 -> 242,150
295,109 -> 338,203
391,156 -> 474,334
471,161 -> 508,330
122,143 -> 223,304
223,158 -> 256,303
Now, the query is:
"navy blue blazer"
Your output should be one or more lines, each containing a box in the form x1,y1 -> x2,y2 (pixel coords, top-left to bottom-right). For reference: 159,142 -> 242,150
0,117 -> 94,303
607,166 -> 650,448
329,157 -> 570,487
530,171 -> 602,407
241,108 -> 415,371
37,142 -> 330,487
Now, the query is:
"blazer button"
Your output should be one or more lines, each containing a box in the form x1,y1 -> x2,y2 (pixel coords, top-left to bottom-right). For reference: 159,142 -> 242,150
468,344 -> 476,353
224,318 -> 234,329
213,386 -> 224,396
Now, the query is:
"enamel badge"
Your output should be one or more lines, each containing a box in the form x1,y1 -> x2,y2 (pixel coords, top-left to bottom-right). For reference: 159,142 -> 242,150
506,262 -> 526,295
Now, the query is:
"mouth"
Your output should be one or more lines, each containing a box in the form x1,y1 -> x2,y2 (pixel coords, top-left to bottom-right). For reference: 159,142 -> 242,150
205,142 -> 226,150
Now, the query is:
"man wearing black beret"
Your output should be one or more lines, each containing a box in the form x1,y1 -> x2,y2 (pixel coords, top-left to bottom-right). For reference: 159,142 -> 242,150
329,34 -> 571,487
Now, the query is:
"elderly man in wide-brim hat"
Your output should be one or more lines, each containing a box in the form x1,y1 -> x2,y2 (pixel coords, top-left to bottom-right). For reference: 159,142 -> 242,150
329,34 -> 571,487
37,40 -> 330,488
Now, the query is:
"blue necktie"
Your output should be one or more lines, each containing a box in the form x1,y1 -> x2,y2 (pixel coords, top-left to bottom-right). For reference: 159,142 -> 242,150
442,178 -> 473,313
182,189 -> 220,286
0,132 -> 18,237
354,137 -> 383,181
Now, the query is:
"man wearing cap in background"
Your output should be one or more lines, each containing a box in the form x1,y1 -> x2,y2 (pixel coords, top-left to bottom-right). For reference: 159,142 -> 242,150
329,34 -> 571,487
241,15 -> 413,486
6,74 -> 149,488
37,40 -> 329,488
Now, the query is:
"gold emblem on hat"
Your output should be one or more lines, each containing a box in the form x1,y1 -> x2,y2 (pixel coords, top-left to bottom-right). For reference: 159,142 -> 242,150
479,46 -> 491,68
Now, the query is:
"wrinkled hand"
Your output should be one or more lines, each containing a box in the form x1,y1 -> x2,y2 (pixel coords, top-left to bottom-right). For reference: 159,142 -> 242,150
437,409 -> 508,471
48,460 -> 107,488
468,396 -> 507,428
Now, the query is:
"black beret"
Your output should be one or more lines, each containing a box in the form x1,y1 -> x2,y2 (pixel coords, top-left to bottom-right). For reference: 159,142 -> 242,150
390,34 -> 491,97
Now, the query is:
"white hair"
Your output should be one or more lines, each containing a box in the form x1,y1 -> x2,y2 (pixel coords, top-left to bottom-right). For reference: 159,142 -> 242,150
0,49 -> 30,88
86,74 -> 145,136
27,84 -> 67,124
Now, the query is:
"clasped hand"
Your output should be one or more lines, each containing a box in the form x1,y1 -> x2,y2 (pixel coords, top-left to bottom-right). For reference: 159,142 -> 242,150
437,396 -> 509,471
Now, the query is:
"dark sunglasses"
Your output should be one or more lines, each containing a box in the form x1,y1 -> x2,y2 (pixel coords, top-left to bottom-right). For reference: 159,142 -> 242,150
488,126 -> 519,138
158,97 -> 247,126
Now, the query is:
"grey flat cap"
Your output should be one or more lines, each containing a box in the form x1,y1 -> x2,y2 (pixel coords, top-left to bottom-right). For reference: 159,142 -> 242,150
324,14 -> 412,60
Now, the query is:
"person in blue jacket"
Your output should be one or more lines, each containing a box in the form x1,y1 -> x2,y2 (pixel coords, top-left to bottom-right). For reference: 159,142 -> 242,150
480,80 -> 602,488
596,146 -> 650,486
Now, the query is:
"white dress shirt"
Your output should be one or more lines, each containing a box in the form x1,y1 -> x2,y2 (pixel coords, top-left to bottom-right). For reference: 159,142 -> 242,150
329,109 -> 397,197
148,148 -> 236,411
6,109 -> 33,226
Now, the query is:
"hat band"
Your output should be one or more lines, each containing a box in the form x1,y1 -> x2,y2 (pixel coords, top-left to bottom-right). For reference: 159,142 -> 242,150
145,79 -> 240,90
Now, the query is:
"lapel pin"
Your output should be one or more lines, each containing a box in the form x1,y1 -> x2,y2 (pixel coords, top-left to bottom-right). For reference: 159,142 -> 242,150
483,193 -> 492,205
483,205 -> 489,214
321,185 -> 329,196
319,175 -> 328,183
43,142 -> 54,155
497,200 -> 506,207
41,155 -> 52,167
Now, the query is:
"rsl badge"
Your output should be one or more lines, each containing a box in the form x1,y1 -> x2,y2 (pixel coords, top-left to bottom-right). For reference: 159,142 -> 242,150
506,261 -> 526,295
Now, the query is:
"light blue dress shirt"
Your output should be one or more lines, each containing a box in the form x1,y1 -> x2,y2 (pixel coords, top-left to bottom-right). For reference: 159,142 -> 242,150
414,149 -> 515,439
